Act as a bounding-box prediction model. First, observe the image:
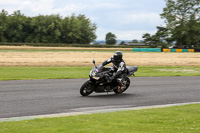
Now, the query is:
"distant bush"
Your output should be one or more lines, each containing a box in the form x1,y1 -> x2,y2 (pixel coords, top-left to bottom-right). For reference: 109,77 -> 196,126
0,43 -> 152,48
0,10 -> 97,44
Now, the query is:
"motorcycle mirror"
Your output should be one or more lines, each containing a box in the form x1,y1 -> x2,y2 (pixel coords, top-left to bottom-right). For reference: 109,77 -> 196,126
92,59 -> 97,68
92,59 -> 95,65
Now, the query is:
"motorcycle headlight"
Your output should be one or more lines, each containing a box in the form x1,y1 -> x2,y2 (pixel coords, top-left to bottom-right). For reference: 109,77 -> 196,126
92,76 -> 100,80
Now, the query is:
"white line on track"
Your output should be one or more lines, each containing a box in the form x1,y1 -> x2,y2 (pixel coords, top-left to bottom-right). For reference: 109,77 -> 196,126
0,102 -> 200,122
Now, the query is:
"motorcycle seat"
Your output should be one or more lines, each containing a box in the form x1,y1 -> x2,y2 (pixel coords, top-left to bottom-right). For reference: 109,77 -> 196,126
126,66 -> 138,76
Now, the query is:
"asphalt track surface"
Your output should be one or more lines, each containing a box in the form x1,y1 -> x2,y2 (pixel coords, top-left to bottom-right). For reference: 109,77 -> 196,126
0,76 -> 200,118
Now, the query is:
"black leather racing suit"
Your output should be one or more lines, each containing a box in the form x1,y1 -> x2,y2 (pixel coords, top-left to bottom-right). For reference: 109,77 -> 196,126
102,56 -> 127,83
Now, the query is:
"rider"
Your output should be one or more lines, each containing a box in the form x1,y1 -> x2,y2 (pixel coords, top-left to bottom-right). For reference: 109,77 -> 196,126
101,51 -> 127,91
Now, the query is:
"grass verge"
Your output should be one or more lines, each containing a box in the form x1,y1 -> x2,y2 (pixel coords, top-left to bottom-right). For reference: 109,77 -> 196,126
0,104 -> 200,133
0,66 -> 200,80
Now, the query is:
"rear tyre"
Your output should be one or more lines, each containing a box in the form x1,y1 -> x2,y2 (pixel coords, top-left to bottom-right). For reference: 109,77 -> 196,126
80,81 -> 93,96
114,77 -> 130,94
122,77 -> 130,92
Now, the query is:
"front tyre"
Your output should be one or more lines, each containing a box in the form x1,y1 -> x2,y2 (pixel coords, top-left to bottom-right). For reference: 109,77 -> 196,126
80,81 -> 93,96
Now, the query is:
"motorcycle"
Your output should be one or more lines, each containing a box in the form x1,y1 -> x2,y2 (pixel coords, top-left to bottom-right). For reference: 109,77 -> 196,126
80,60 -> 138,96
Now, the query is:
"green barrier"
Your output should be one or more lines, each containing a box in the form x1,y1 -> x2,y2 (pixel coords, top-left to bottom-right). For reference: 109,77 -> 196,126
170,49 -> 176,52
133,48 -> 161,52
182,49 -> 188,52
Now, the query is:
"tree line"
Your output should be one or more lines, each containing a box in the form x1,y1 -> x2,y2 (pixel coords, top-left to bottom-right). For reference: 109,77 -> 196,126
142,0 -> 200,48
0,10 -> 97,44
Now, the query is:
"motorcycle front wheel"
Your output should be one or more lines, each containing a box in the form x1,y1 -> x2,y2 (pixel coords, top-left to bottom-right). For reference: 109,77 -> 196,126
80,81 -> 94,96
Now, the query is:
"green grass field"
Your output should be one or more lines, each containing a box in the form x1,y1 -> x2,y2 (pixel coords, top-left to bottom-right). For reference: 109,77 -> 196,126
1,66 -> 200,132
0,66 -> 200,80
0,104 -> 199,133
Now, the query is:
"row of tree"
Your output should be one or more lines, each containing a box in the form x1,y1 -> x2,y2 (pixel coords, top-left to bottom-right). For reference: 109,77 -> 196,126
0,10 -> 97,44
142,0 -> 200,48
105,32 -> 142,45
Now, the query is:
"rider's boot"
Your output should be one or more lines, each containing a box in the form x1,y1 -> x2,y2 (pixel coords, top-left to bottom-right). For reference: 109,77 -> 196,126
117,82 -> 123,92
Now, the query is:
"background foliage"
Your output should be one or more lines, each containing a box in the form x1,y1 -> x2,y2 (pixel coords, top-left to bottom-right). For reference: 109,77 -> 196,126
143,0 -> 200,48
0,10 -> 97,44
105,32 -> 117,45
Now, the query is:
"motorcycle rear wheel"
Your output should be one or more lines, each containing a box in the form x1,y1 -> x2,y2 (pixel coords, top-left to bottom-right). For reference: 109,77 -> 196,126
114,77 -> 130,94
80,81 -> 93,96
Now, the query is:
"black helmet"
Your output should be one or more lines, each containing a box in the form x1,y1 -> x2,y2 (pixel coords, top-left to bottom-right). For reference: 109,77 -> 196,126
113,51 -> 123,62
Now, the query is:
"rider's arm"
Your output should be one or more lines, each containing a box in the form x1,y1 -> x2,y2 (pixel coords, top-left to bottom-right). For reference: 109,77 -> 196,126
102,57 -> 112,66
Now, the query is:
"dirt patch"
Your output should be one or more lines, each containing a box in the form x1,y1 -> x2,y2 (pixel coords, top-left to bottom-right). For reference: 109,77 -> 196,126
0,50 -> 200,66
